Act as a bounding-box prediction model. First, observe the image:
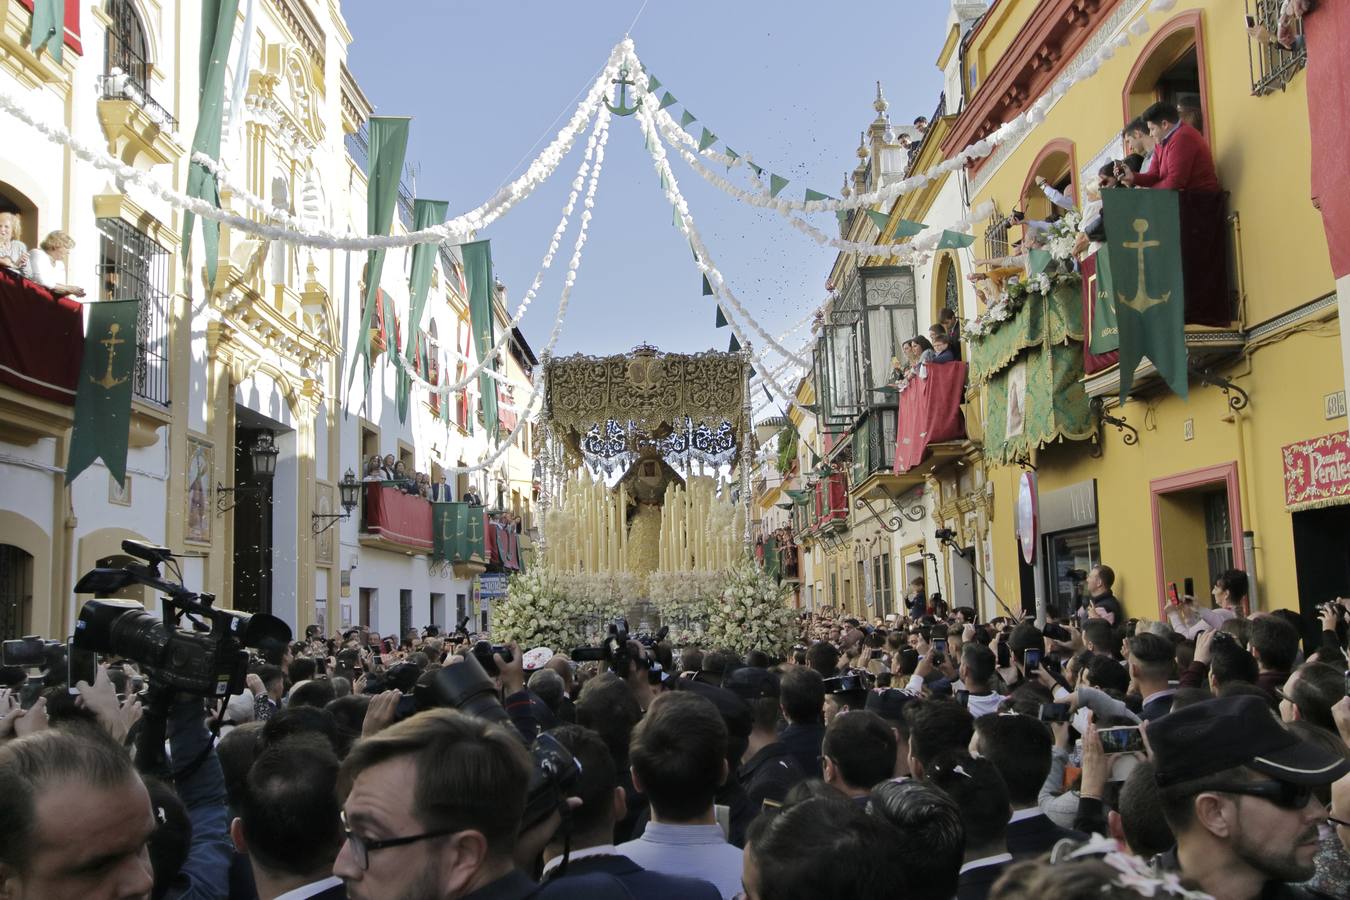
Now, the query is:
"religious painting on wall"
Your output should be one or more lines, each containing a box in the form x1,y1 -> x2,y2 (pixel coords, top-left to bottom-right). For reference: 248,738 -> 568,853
1005,360 -> 1028,439
185,436 -> 213,545
315,482 -> 335,566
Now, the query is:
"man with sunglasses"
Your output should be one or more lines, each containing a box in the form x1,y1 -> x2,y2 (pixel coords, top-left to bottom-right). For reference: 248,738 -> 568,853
333,709 -> 631,900
1147,694 -> 1350,900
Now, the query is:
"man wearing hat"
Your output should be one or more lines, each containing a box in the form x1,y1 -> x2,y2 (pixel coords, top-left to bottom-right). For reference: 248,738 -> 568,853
1148,694 -> 1350,900
727,668 -> 805,811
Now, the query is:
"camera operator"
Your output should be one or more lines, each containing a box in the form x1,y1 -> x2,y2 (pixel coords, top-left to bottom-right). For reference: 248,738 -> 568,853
334,708 -> 632,899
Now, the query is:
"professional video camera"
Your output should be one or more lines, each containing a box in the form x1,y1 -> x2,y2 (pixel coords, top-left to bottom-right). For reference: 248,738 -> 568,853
413,653 -> 580,826
570,619 -> 633,669
0,635 -> 68,708
72,539 -> 292,699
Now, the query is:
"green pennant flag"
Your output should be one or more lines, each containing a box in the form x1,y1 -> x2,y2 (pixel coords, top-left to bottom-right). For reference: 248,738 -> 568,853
866,210 -> 892,235
936,230 -> 976,250
29,0 -> 63,62
1028,249 -> 1053,276
729,333 -> 741,352
461,239 -> 500,441
703,274 -> 715,296
658,91 -> 677,110
346,117 -> 412,394
679,110 -> 697,128
405,199 -> 449,367
747,161 -> 764,177
697,127 -> 718,152
647,74 -> 662,92
66,300 -> 140,486
725,147 -> 741,162
715,305 -> 728,328
769,174 -> 789,197
837,210 -> 851,229
894,219 -> 927,238
672,204 -> 682,228
181,0 -> 241,289
805,189 -> 831,204
1090,250 -> 1120,353
1101,188 -> 1187,401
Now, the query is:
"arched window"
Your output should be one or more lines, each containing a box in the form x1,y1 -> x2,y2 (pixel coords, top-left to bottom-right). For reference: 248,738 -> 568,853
1124,12 -> 1211,141
1020,140 -> 1078,225
105,0 -> 150,93
0,545 -> 33,641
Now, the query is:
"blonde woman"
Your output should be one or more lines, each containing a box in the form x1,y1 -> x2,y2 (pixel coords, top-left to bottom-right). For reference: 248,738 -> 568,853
0,212 -> 31,277
28,230 -> 85,298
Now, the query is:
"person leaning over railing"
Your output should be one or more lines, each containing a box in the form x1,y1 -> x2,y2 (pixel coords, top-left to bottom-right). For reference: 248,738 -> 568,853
27,230 -> 86,298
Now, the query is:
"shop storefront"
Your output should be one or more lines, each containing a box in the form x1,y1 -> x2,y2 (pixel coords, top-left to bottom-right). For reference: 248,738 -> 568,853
1037,480 -> 1100,618
1285,431 -> 1350,625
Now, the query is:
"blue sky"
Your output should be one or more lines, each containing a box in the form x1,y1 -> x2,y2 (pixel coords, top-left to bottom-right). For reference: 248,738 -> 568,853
344,1 -> 951,363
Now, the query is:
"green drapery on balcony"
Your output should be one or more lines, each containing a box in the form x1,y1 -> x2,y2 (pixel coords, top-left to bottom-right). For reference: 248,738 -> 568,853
433,501 -> 486,564
968,282 -> 1084,386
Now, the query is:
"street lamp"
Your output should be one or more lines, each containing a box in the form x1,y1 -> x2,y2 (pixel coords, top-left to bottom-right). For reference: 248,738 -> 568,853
312,468 -> 361,535
217,432 -> 279,515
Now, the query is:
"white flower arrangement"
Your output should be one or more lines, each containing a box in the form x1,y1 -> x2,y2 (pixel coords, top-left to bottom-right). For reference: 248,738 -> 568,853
703,559 -> 796,657
494,567 -> 588,651
647,570 -> 726,627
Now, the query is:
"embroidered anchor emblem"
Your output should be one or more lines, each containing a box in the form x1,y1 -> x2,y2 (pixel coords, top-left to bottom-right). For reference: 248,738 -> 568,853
605,64 -> 641,117
92,322 -> 129,389
1117,218 -> 1169,314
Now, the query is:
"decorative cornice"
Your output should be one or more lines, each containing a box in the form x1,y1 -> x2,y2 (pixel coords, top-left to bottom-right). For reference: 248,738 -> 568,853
272,0 -> 326,76
340,60 -> 372,135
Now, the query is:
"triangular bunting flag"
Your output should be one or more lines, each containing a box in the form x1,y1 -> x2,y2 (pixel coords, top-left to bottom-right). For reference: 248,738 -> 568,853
726,147 -> 741,162
703,274 -> 715,296
659,91 -> 678,110
647,74 -> 662,92
804,189 -> 831,203
698,127 -> 718,152
679,109 -> 697,128
729,333 -> 742,352
769,174 -> 789,197
936,230 -> 977,250
673,205 -> 682,227
837,210 -> 851,229
690,239 -> 698,262
763,386 -> 774,405
1028,249 -> 1053,276
866,210 -> 892,235
715,305 -> 728,328
894,218 -> 927,238
748,161 -> 764,177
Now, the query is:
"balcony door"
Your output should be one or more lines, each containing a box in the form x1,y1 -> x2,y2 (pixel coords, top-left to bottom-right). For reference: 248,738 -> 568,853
231,424 -> 273,615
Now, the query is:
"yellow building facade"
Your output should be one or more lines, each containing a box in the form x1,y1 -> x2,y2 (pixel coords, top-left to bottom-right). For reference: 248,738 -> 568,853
948,0 -> 1344,622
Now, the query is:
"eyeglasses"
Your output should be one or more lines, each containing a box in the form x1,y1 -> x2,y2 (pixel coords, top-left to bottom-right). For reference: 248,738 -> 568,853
340,811 -> 458,871
1203,780 -> 1314,812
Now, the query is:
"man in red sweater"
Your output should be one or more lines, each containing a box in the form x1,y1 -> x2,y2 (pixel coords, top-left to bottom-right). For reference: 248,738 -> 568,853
1120,101 -> 1221,193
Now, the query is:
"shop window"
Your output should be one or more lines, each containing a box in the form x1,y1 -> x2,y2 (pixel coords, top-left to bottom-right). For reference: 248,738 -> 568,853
1045,528 -> 1100,618
1245,0 -> 1306,96
0,545 -> 34,641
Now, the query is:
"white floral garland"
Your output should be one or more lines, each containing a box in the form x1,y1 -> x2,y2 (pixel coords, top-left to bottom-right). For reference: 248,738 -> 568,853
703,559 -> 796,656
628,0 -> 1177,217
964,212 -> 1084,340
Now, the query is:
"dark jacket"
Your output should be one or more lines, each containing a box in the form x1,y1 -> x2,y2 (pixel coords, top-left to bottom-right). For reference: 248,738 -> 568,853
1140,691 -> 1177,722
957,861 -> 1009,900
545,853 -> 720,899
463,869 -> 632,900
739,741 -> 806,811
1005,812 -> 1087,858
778,721 -> 827,778
1091,592 -> 1124,626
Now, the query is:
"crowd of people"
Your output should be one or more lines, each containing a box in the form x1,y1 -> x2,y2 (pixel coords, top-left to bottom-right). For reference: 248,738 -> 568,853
360,454 -> 488,508
2,564 -> 1349,899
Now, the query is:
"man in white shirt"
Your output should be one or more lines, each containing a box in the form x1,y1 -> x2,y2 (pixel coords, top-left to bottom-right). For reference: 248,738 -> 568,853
232,734 -> 347,899
615,693 -> 744,898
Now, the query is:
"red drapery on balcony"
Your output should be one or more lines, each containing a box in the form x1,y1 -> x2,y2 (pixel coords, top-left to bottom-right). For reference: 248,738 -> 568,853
487,520 -> 521,571
363,484 -> 433,552
894,362 -> 967,473
1306,3 -> 1350,278
0,270 -> 84,404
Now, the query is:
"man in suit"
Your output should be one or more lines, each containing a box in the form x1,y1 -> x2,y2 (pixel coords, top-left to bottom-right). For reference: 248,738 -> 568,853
542,726 -> 719,898
925,752 -> 1013,900
728,668 -> 805,810
1129,632 -> 1179,721
777,666 -> 827,778
232,734 -> 348,899
429,474 -> 453,503
462,486 -> 483,507
931,333 -> 959,364
1120,101 -> 1220,193
971,714 -> 1087,858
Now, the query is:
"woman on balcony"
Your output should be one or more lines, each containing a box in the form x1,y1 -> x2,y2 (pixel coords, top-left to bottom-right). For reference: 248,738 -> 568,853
27,231 -> 85,298
0,212 -> 32,278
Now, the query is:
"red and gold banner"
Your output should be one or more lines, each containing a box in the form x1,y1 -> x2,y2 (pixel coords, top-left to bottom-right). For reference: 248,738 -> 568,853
1283,431 -> 1350,511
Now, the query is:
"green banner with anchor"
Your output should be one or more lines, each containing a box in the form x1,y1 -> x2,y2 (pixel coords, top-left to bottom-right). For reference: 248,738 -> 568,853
1101,188 -> 1187,402
66,300 -> 141,487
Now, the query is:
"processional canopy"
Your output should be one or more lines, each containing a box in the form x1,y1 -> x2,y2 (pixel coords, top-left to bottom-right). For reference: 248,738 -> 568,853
542,345 -> 750,474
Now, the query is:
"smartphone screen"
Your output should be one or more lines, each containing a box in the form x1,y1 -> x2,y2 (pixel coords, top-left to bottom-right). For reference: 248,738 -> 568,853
932,639 -> 948,656
1099,726 -> 1145,754
1245,15 -> 1256,28
1184,577 -> 1194,598
996,639 -> 1011,668
1167,582 -> 1180,605
67,640 -> 97,693
1023,648 -> 1043,672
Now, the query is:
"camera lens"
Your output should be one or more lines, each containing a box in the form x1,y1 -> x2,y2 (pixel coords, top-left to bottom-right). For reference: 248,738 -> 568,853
74,599 -> 170,665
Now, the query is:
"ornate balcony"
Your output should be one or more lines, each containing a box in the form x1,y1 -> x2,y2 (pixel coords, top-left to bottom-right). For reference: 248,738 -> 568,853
359,483 -> 433,556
